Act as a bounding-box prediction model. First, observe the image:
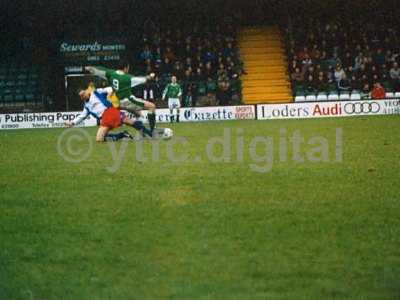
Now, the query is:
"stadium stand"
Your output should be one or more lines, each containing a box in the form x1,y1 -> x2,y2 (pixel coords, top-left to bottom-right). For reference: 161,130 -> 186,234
285,9 -> 400,102
134,20 -> 244,107
0,61 -> 48,112
3,0 -> 400,111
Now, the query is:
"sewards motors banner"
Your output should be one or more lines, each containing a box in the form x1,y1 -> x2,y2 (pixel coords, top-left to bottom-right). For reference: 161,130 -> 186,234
0,105 -> 255,130
257,99 -> 400,120
59,40 -> 126,65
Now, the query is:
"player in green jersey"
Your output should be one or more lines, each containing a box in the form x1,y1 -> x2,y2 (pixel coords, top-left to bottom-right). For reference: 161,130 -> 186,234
162,75 -> 182,123
85,60 -> 157,132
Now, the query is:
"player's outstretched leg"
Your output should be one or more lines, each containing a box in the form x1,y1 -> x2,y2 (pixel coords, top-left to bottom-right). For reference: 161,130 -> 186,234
128,95 -> 157,133
97,126 -> 132,142
146,102 -> 157,132
123,116 -> 153,138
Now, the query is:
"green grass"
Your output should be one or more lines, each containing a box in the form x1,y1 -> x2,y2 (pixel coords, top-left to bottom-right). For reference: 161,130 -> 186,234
0,116 -> 400,300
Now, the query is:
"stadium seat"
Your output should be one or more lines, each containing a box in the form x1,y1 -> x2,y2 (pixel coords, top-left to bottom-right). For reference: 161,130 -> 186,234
316,93 -> 328,101
14,93 -> 24,102
17,74 -> 28,81
382,81 -> 393,92
328,93 -> 339,101
350,93 -> 361,100
25,93 -> 35,102
6,80 -> 15,88
385,92 -> 395,98
30,73 -> 39,80
339,93 -> 350,100
295,95 -> 306,102
4,94 -> 13,104
16,80 -> 27,87
394,92 -> 400,98
305,94 -> 316,102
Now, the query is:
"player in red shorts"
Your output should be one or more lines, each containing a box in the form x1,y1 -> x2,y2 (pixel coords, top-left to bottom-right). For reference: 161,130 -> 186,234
65,86 -> 153,142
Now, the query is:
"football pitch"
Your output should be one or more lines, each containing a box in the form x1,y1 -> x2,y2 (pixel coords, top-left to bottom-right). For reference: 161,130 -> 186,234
1,116 -> 399,299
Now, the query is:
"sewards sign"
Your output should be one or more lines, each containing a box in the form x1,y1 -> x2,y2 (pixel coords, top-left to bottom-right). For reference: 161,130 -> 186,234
59,40 -> 127,66
0,106 -> 255,130
257,99 -> 400,120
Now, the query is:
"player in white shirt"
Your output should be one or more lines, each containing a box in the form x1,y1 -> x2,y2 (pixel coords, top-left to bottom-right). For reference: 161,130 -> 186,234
65,86 -> 153,142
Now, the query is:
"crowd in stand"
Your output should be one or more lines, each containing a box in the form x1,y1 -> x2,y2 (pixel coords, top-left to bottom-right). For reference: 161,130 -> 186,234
134,22 -> 244,107
286,14 -> 400,99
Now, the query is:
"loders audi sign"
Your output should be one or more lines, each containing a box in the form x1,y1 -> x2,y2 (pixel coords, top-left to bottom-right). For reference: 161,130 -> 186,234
257,99 -> 400,120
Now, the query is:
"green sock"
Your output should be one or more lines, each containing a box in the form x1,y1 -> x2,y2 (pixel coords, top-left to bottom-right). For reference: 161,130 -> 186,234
148,112 -> 156,132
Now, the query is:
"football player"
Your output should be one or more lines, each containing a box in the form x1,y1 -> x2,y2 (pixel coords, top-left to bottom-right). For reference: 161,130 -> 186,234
85,60 -> 157,133
162,75 -> 182,123
65,86 -> 153,142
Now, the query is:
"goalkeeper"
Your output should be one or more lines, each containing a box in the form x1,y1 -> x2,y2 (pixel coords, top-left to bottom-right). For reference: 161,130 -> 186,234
85,60 -> 157,133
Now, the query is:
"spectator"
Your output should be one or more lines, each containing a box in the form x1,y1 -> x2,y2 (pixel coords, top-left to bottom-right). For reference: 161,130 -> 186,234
203,47 -> 216,63
164,46 -> 176,61
354,52 -> 364,70
371,82 -> 386,99
301,53 -> 313,72
140,45 -> 153,61
350,75 -> 362,92
334,64 -> 346,83
310,44 -> 321,60
172,61 -> 184,79
291,67 -> 304,85
316,72 -> 328,92
216,81 -> 232,105
304,65 -> 316,80
204,61 -> 216,79
342,51 -> 353,69
373,48 -> 385,66
183,84 -> 194,107
338,74 -> 351,91
380,64 -> 390,82
154,47 -> 162,64
389,62 -> 400,91
305,75 -> 317,94
361,83 -> 371,99
161,57 -> 173,75
290,59 -> 301,73
298,46 -> 309,60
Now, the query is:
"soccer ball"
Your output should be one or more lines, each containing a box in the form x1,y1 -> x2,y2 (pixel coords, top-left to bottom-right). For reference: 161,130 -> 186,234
162,128 -> 173,140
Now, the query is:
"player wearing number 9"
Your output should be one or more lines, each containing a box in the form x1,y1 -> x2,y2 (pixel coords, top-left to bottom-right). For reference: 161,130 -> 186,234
85,59 -> 158,133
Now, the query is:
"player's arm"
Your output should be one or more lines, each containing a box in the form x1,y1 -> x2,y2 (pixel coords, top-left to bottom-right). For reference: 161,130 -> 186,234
85,66 -> 110,80
65,107 -> 89,127
130,72 -> 156,88
178,85 -> 183,99
162,84 -> 169,101
96,86 -> 114,96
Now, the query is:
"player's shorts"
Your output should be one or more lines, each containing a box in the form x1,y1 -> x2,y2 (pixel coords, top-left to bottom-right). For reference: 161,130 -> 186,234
168,98 -> 181,109
100,107 -> 125,129
119,97 -> 146,115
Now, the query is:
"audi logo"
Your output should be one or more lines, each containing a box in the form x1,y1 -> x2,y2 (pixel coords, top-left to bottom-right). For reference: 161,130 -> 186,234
344,102 -> 381,114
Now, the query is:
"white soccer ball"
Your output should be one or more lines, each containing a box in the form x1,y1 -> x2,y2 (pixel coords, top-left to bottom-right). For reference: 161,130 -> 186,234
162,128 -> 173,140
